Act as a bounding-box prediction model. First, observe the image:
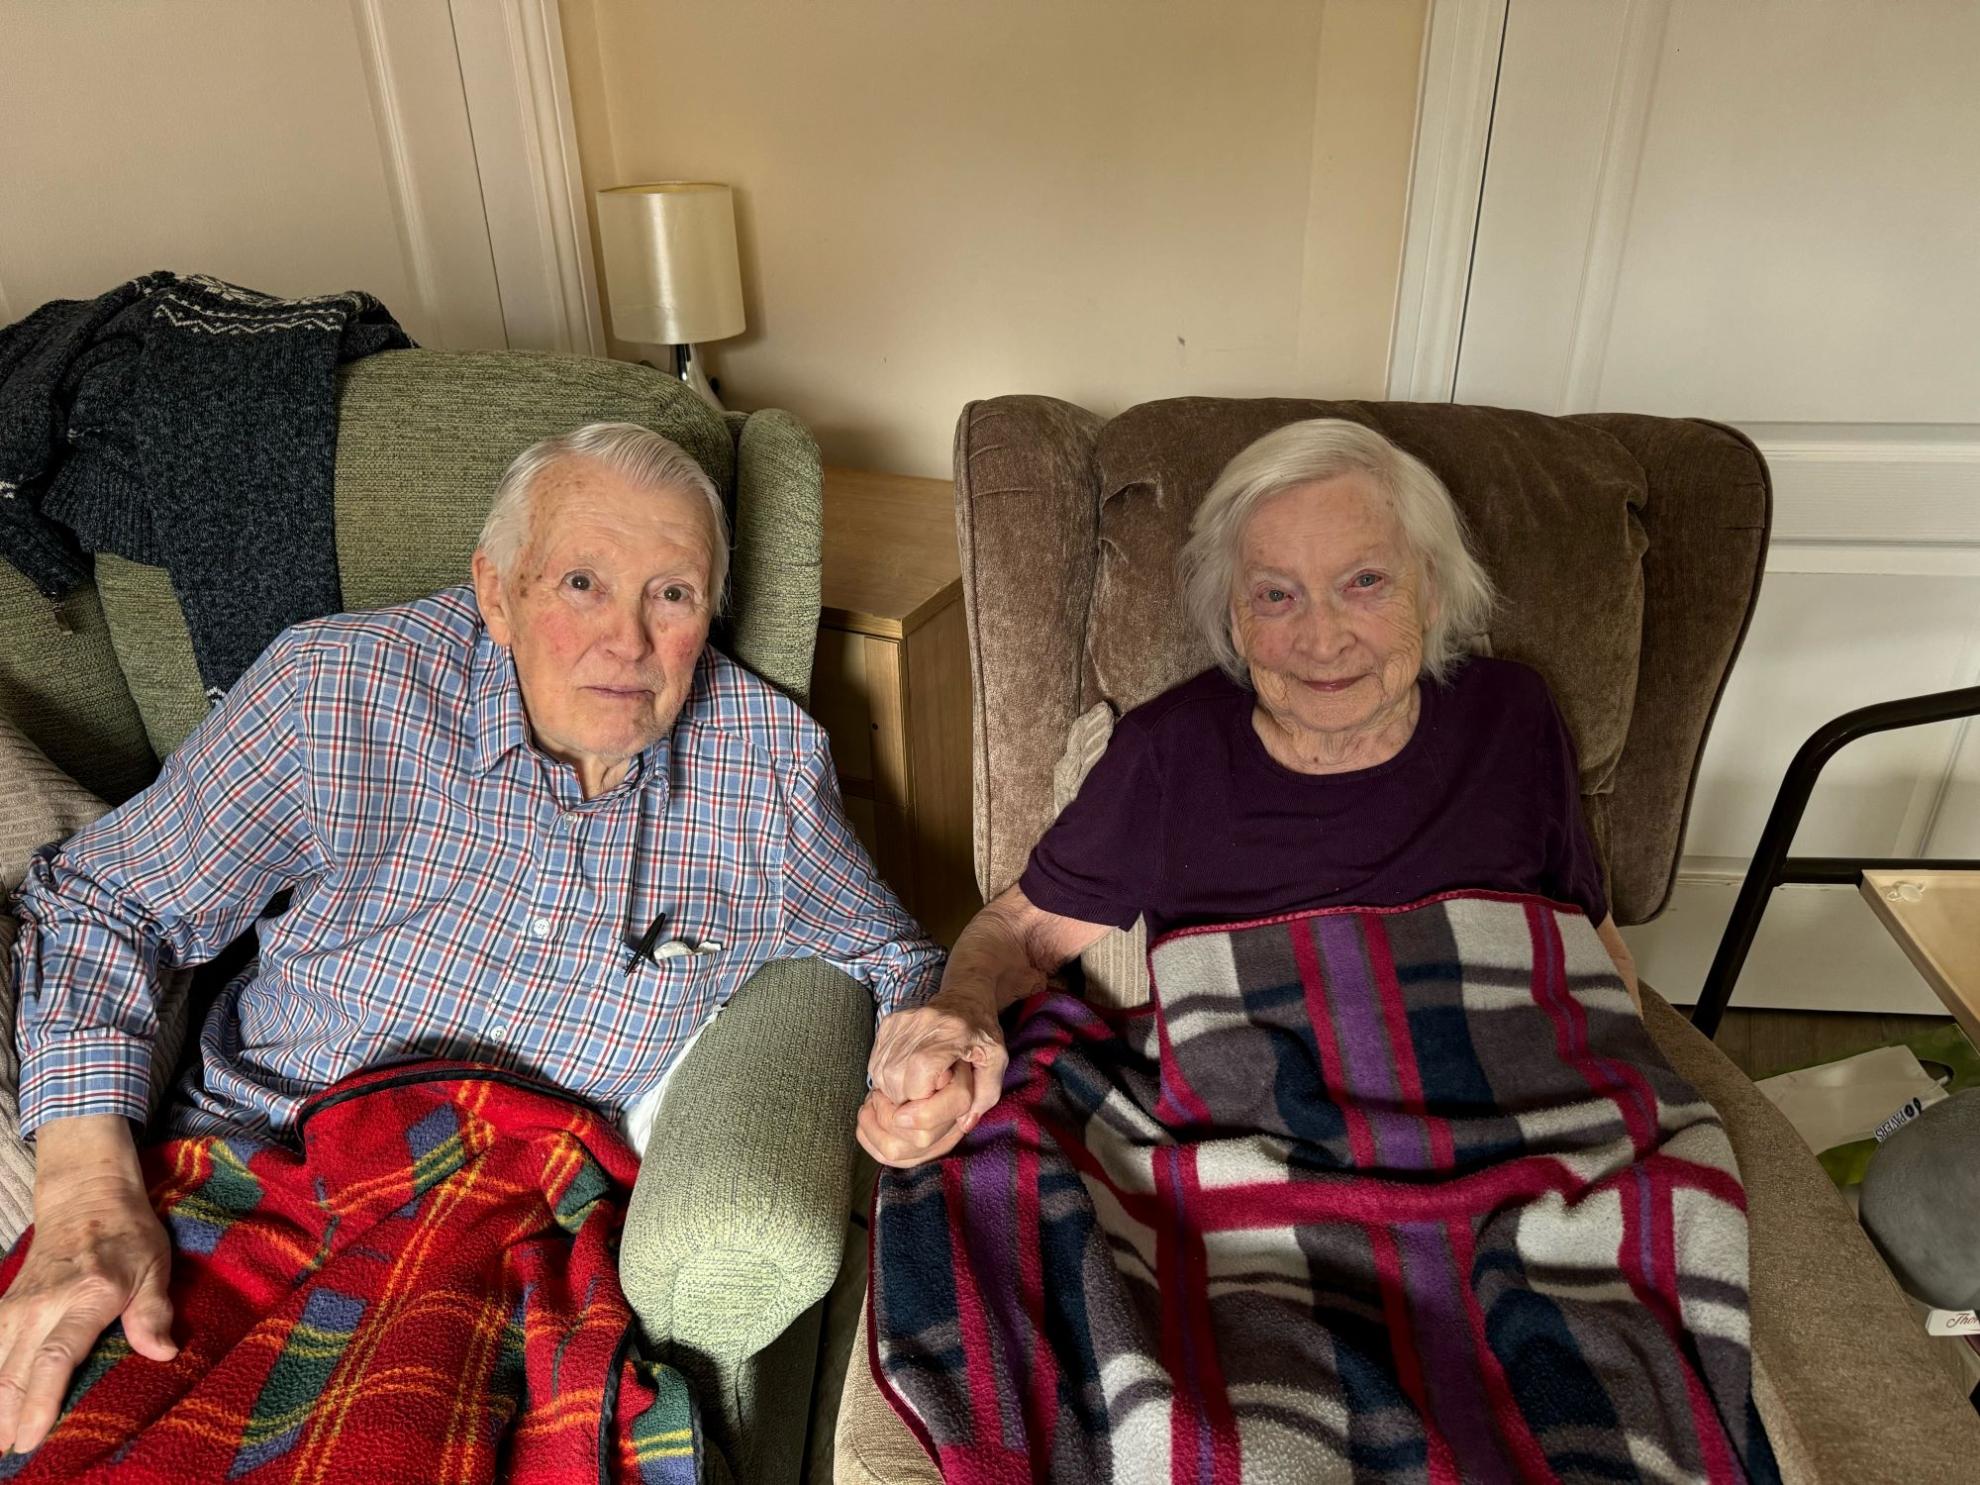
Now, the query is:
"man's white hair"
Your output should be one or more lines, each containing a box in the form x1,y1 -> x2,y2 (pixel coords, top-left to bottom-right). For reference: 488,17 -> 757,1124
476,422 -> 730,611
1177,418 -> 1495,685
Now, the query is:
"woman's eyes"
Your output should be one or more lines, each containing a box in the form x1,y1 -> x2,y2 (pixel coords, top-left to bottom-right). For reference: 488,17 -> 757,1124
564,572 -> 595,593
661,584 -> 691,605
1349,571 -> 1386,591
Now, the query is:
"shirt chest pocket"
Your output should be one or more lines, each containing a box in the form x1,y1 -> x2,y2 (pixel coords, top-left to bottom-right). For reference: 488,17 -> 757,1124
611,894 -> 744,1017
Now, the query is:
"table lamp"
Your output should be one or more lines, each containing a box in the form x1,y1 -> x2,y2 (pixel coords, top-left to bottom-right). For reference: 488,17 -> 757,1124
595,181 -> 745,409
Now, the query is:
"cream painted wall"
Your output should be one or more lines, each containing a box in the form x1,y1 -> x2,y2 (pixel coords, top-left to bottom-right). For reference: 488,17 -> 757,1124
0,1 -> 432,339
561,0 -> 1427,476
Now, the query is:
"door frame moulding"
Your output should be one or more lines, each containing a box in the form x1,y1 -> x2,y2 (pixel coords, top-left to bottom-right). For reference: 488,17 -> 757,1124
1386,0 -> 1507,402
1553,0 -> 1670,412
448,0 -> 604,356
350,0 -> 601,355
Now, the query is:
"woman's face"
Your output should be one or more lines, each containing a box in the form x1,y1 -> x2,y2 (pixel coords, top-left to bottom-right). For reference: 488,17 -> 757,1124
1230,473 -> 1431,741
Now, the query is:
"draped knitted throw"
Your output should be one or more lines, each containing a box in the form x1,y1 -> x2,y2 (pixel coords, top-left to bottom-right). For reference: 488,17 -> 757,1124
0,272 -> 411,700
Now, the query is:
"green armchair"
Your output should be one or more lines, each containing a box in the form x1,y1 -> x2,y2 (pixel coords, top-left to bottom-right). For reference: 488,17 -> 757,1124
0,350 -> 870,1484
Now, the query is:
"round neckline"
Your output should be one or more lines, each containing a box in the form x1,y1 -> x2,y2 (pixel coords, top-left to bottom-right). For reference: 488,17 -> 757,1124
1235,674 -> 1438,785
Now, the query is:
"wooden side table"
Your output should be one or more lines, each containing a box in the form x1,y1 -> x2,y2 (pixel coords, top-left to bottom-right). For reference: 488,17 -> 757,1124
809,468 -> 980,945
1860,870 -> 1980,1049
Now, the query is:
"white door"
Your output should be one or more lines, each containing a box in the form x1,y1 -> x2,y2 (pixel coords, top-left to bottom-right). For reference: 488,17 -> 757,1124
1395,0 -> 1980,1012
0,0 -> 597,356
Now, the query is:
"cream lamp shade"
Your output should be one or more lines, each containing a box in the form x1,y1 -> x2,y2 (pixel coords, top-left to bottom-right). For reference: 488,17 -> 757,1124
595,182 -> 745,346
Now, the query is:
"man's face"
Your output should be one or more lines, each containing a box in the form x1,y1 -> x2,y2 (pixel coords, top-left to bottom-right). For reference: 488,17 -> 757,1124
472,457 -> 716,794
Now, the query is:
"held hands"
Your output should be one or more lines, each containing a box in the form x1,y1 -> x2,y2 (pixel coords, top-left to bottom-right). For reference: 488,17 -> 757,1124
858,987 -> 1009,1169
0,1117 -> 176,1456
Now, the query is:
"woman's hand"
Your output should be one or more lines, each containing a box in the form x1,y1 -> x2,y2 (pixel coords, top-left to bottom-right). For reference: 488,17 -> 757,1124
0,1115 -> 177,1456
856,886 -> 1112,1169
858,988 -> 1007,1168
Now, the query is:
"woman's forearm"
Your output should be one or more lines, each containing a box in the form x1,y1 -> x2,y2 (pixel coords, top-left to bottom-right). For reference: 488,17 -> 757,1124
935,886 -> 1110,1016
936,896 -> 1051,1015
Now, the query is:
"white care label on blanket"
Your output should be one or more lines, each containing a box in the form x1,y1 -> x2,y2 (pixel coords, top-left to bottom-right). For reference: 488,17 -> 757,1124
1926,1309 -> 1980,1336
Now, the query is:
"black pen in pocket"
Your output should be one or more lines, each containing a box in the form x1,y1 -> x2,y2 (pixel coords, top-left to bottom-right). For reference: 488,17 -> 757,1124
626,911 -> 668,976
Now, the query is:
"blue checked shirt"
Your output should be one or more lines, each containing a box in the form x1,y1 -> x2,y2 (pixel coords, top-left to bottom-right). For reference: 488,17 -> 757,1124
11,586 -> 943,1139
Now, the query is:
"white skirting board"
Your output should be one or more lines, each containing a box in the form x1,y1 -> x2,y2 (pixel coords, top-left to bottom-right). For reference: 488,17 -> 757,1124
1621,876 -> 1946,1015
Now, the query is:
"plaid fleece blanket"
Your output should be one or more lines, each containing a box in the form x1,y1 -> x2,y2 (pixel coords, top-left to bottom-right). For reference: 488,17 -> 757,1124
0,1062 -> 699,1484
871,893 -> 1778,1484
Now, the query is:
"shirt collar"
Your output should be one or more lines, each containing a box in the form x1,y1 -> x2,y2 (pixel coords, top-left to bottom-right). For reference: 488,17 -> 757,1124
470,630 -> 531,777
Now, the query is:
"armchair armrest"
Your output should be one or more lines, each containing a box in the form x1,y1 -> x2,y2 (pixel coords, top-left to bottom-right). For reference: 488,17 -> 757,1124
620,955 -> 873,1363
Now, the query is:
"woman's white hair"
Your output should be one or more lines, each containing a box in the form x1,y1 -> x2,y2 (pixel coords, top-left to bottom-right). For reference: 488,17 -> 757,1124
1178,418 -> 1495,685
476,422 -> 730,611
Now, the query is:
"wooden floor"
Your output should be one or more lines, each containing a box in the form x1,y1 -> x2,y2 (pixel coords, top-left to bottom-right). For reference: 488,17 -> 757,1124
1711,1008 -> 1956,1082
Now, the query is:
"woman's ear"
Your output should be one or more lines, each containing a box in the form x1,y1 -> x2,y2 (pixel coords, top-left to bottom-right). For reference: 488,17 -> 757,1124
1417,562 -> 1442,635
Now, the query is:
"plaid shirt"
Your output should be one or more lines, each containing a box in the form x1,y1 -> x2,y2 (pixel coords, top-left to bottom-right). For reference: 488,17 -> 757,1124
12,586 -> 942,1139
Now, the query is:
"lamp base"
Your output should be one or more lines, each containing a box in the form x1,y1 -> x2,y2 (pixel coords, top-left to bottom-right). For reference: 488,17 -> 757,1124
671,342 -> 723,411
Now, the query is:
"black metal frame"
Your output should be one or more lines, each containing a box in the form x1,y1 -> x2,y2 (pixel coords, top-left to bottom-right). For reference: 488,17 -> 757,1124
1690,684 -> 1980,1039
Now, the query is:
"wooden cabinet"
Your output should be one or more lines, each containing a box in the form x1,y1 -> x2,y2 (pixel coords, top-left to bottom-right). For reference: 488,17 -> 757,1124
810,468 -> 980,945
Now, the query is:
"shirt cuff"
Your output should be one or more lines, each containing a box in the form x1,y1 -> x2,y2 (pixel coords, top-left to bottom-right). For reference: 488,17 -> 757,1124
877,954 -> 945,1017
18,1031 -> 157,1136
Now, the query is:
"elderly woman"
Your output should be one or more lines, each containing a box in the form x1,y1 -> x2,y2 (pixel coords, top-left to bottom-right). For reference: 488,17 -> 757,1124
858,420 -> 1773,1484
861,418 -> 1634,1166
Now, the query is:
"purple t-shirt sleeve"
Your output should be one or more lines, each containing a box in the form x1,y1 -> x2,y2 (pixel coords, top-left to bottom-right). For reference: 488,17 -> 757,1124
1018,723 -> 1156,931
1539,692 -> 1611,925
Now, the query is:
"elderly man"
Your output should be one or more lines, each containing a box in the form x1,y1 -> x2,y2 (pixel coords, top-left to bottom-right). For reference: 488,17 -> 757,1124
2,421 -> 940,1457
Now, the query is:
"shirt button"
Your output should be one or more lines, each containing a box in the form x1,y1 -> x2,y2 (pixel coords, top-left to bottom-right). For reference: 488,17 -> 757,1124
529,916 -> 552,938
489,1023 -> 511,1041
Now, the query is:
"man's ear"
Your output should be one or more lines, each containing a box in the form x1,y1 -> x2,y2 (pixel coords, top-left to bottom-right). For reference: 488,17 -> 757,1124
472,550 -> 515,648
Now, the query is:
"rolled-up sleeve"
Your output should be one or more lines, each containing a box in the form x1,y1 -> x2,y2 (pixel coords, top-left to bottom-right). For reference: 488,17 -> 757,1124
775,741 -> 943,1015
11,633 -> 321,1132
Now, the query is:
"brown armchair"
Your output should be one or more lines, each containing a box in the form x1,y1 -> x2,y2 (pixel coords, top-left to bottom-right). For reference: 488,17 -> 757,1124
833,396 -> 1980,1483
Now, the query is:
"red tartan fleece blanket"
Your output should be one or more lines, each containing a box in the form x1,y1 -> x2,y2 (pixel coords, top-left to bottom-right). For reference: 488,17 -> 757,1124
0,1062 -> 700,1484
870,894 -> 1778,1484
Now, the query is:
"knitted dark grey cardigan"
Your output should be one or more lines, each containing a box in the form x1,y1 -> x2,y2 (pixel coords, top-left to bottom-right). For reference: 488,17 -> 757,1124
0,272 -> 411,701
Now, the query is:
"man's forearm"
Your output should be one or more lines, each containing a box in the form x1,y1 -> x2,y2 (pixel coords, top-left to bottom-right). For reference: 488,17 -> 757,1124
32,1113 -> 145,1196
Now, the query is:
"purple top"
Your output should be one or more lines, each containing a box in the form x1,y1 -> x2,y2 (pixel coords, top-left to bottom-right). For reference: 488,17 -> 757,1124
1020,657 -> 1608,938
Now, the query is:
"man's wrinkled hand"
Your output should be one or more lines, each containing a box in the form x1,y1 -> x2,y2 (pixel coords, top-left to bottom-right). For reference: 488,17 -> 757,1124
0,1173 -> 176,1456
859,993 -> 1008,1168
